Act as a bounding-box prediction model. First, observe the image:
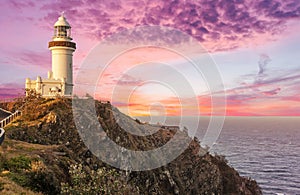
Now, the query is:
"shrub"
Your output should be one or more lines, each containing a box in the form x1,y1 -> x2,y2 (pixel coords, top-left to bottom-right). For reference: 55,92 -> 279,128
0,181 -> 4,191
9,172 -> 31,187
3,155 -> 31,173
0,154 -> 6,171
61,164 -> 128,195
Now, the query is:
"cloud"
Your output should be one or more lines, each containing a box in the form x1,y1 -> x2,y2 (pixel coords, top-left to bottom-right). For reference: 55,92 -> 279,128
18,50 -> 51,68
235,70 -> 300,96
0,83 -> 24,99
0,49 -> 51,70
261,87 -> 281,96
100,65 -> 300,116
7,0 -> 35,10
1,0 -> 299,80
35,0 -> 300,51
222,66 -> 300,115
258,54 -> 271,75
1,0 -> 300,116
115,74 -> 144,86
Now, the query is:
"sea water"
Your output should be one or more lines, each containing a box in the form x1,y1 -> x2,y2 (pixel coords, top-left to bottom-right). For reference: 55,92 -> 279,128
210,117 -> 300,195
137,116 -> 300,194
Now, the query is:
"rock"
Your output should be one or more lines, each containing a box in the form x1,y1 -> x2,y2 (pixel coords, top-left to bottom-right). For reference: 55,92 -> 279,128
46,112 -> 57,124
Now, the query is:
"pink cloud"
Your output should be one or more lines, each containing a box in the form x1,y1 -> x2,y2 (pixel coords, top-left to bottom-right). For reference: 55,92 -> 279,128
262,88 -> 281,96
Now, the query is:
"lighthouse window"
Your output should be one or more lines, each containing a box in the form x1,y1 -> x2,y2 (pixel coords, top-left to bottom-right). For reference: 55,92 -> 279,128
58,26 -> 67,37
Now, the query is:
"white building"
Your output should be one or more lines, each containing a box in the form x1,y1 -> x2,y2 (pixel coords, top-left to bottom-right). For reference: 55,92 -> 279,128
25,13 -> 76,97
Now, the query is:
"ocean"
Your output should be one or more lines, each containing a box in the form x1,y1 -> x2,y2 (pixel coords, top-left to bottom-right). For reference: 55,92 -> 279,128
210,117 -> 300,195
137,116 -> 300,195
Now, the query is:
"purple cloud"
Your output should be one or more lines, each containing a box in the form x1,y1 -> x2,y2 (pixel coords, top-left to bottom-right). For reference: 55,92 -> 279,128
1,0 -> 300,103
7,0 -> 35,10
222,65 -> 300,113
18,50 -> 51,68
0,83 -> 24,99
261,87 -> 281,96
0,49 -> 51,69
34,0 -> 300,51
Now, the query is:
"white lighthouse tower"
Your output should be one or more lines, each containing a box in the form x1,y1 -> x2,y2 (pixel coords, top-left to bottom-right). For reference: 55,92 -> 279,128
25,13 -> 76,97
49,13 -> 76,95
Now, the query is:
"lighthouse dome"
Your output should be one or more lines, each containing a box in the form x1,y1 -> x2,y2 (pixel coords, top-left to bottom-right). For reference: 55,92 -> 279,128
54,14 -> 70,27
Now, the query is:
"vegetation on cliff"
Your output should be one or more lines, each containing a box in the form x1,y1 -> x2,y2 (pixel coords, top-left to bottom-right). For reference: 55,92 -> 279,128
0,95 -> 262,194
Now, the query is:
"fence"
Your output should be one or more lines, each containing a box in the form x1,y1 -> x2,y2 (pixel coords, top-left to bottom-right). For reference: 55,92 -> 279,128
0,128 -> 4,144
0,108 -> 12,115
0,101 -> 23,145
0,110 -> 22,128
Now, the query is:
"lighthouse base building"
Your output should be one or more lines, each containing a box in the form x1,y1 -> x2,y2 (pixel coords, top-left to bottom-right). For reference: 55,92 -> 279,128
25,13 -> 76,97
25,74 -> 71,97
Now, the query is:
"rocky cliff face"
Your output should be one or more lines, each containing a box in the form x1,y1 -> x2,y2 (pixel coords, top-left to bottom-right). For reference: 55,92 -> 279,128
2,97 -> 262,195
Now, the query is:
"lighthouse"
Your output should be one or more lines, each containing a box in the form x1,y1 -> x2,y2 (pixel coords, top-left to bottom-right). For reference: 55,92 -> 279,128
49,13 -> 76,95
25,13 -> 76,97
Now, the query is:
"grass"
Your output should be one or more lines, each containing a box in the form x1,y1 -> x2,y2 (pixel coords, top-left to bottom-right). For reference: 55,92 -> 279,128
0,138 -> 60,194
0,176 -> 40,195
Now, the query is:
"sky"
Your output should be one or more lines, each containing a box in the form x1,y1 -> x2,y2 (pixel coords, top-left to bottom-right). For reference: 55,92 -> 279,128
0,0 -> 300,116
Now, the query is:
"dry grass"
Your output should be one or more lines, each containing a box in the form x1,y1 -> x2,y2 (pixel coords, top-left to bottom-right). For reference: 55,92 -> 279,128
0,176 -> 41,195
0,139 -> 59,159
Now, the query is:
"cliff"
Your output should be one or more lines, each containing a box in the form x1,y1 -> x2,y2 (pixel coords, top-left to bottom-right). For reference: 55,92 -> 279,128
0,97 -> 262,195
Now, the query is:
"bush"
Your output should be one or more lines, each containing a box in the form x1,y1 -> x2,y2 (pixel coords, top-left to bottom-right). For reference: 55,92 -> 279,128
28,168 -> 59,194
0,155 -> 32,188
9,172 -> 31,187
3,155 -> 31,172
0,154 -> 6,171
0,181 -> 4,191
61,164 -> 128,195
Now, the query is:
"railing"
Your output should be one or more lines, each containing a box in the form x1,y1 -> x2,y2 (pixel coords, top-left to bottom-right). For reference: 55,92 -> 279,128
0,100 -> 24,145
0,108 -> 12,115
0,128 -> 4,145
0,110 -> 22,128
